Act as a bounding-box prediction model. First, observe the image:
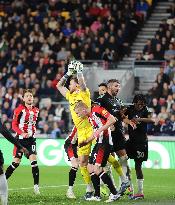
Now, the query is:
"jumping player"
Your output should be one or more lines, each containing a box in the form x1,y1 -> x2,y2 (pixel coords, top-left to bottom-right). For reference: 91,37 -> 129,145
5,89 -> 40,195
125,94 -> 154,200
57,61 -> 94,199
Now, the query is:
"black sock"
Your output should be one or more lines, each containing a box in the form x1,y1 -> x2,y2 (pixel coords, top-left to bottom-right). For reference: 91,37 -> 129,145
31,161 -> 39,185
5,162 -> 19,179
90,172 -> 100,197
99,171 -> 117,195
69,167 -> 78,186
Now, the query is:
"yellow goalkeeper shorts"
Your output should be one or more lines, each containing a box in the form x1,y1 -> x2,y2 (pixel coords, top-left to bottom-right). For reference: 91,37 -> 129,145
77,125 -> 93,157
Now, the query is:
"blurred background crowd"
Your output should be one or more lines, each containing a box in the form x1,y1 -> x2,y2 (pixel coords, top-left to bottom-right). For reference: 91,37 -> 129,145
0,0 -> 174,137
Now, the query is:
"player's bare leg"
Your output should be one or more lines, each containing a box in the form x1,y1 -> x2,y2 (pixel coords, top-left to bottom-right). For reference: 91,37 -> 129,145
29,154 -> 40,195
66,158 -> 79,199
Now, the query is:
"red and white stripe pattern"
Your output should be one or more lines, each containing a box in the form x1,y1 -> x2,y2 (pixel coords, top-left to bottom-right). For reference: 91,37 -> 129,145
89,105 -> 113,145
12,104 -> 39,139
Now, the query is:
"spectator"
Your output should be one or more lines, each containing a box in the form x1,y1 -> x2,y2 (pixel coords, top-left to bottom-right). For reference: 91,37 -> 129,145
50,122 -> 61,139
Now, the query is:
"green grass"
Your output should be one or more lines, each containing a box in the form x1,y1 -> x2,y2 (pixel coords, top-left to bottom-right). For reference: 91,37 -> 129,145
6,166 -> 175,205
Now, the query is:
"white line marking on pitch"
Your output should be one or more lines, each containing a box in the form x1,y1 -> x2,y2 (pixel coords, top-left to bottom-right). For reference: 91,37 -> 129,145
9,184 -> 86,191
9,184 -> 174,192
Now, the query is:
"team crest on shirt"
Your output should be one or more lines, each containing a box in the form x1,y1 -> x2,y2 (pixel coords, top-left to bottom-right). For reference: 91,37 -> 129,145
102,109 -> 107,115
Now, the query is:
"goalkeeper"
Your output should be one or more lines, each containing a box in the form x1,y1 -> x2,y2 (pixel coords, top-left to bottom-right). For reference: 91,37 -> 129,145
56,60 -> 94,200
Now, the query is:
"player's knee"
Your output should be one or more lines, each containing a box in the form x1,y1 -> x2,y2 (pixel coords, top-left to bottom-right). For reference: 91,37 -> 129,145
94,165 -> 102,175
119,154 -> 128,164
79,158 -> 88,166
87,163 -> 93,173
12,162 -> 19,169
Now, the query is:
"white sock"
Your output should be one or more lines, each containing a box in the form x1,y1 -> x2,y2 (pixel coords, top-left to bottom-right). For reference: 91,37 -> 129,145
120,174 -> 127,183
0,174 -> 8,205
86,183 -> 93,192
137,179 -> 144,194
68,186 -> 73,191
100,178 -> 104,186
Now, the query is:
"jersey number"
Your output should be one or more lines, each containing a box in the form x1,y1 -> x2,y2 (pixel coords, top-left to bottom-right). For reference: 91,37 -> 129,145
32,145 -> 36,152
136,151 -> 144,158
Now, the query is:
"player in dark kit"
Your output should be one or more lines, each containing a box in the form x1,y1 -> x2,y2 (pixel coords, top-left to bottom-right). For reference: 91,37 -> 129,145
5,89 -> 40,195
75,101 -> 121,202
0,121 -> 29,205
125,94 -> 154,200
96,79 -> 136,193
64,126 -> 78,199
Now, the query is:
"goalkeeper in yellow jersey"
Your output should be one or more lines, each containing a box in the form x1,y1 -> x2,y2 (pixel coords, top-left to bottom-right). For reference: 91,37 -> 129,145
56,60 -> 94,199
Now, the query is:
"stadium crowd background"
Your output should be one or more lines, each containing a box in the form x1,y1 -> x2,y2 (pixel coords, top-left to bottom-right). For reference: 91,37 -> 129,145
0,0 -> 175,137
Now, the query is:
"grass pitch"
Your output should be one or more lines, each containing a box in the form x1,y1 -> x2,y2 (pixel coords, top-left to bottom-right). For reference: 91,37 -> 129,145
7,166 -> 175,205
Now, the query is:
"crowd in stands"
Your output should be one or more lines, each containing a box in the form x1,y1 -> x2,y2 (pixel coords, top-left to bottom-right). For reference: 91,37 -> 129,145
135,2 -> 175,135
136,2 -> 175,61
1,0 -> 174,137
146,64 -> 175,136
0,0 -> 153,137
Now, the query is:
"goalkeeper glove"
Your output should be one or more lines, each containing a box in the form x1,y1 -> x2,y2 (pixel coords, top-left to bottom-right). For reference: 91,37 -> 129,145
74,61 -> 83,73
66,62 -> 76,76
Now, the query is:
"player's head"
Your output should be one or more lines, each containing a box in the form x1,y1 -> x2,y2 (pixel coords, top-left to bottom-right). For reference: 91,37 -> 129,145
22,89 -> 34,106
107,79 -> 120,96
98,82 -> 107,95
69,76 -> 79,93
74,101 -> 90,118
132,94 -> 146,111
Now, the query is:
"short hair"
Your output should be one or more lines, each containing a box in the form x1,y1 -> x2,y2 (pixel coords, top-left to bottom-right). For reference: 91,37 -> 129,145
107,79 -> 120,85
98,83 -> 107,87
22,89 -> 34,97
74,101 -> 87,110
132,94 -> 146,104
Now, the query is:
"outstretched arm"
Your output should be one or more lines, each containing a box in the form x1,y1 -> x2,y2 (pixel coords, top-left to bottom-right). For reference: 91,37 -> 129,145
56,62 -> 75,97
75,62 -> 87,91
56,74 -> 69,97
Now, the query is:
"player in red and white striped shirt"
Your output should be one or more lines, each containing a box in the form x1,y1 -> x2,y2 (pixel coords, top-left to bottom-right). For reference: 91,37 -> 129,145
64,126 -> 78,198
5,89 -> 40,195
74,101 -> 121,202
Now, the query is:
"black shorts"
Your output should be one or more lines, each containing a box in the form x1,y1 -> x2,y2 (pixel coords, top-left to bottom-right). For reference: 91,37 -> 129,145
89,143 -> 112,167
125,140 -> 148,162
0,150 -> 4,166
13,138 -> 37,159
64,142 -> 78,161
111,131 -> 126,152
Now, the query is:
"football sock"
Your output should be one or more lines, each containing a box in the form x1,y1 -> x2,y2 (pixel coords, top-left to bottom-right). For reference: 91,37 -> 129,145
31,161 -> 39,185
137,179 -> 144,194
80,166 -> 91,184
90,172 -> 100,197
99,171 -> 117,195
69,167 -> 78,187
108,155 -> 124,177
5,162 -> 19,179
